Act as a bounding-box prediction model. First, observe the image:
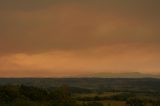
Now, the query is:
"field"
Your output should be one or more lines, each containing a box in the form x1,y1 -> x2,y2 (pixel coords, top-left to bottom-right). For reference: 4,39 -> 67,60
76,91 -> 160,106
75,92 -> 157,106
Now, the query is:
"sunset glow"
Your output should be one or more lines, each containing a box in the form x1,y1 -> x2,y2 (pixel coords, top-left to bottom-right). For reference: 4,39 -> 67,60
0,0 -> 160,77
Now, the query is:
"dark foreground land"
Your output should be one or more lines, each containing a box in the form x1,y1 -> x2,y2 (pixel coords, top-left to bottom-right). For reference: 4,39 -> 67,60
0,78 -> 160,106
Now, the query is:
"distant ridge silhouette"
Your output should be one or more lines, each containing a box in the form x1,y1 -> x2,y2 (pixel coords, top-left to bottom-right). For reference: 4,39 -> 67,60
76,72 -> 160,78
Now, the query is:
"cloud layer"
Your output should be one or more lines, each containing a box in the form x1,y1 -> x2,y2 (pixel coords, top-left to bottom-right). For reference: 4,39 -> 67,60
0,0 -> 160,77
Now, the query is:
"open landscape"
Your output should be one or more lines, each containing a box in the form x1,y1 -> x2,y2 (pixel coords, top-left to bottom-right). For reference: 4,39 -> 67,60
0,0 -> 160,106
0,78 -> 160,106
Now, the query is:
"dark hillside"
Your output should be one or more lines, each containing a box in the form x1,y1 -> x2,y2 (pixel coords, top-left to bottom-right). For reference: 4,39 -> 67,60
0,78 -> 160,92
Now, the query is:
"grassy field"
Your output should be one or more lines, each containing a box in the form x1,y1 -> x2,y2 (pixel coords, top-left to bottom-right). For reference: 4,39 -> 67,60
76,92 -> 122,97
78,100 -> 154,106
101,100 -> 126,106
75,91 -> 160,106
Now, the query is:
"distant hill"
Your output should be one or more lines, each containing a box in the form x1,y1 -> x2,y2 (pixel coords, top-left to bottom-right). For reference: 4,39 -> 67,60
78,72 -> 160,78
0,78 -> 160,93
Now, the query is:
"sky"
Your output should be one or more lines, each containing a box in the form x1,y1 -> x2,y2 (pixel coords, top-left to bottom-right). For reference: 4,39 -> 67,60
0,0 -> 160,77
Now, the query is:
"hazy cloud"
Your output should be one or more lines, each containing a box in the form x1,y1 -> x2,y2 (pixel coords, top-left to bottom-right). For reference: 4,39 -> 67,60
0,0 -> 160,76
0,0 -> 160,54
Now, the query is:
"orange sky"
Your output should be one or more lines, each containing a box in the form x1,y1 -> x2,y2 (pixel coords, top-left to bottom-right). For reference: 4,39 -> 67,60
0,0 -> 160,77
